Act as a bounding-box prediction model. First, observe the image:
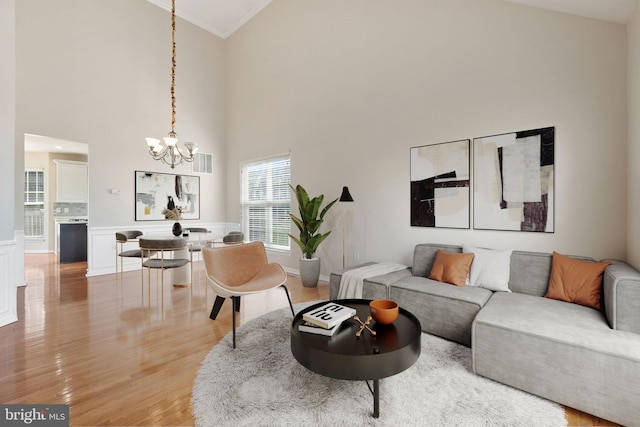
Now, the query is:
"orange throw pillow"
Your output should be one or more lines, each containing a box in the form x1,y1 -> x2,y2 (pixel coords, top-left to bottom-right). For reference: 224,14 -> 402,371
428,250 -> 474,287
545,252 -> 611,311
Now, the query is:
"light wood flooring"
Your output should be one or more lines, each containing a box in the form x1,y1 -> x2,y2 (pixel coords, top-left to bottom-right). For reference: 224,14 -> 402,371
0,254 -> 618,426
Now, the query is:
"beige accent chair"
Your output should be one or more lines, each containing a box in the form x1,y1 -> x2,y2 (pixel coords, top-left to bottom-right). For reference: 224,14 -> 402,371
202,241 -> 294,348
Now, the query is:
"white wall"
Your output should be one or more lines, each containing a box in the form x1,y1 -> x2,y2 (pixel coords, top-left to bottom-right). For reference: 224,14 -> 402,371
226,0 -> 628,276
628,5 -> 640,270
9,0 -> 634,282
16,0 -> 227,228
1,0 -> 16,242
15,0 -> 228,274
0,0 -> 18,327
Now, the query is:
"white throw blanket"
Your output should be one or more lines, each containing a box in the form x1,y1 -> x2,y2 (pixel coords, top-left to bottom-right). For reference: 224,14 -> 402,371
337,262 -> 408,299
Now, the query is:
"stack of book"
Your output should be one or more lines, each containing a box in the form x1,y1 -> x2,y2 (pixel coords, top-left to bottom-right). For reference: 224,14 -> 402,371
299,302 -> 357,336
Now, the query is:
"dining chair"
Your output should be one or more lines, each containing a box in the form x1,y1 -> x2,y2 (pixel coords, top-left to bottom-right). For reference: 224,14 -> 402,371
185,227 -> 209,251
184,227 -> 209,284
139,236 -> 191,303
222,231 -> 244,244
202,241 -> 294,348
115,230 -> 147,280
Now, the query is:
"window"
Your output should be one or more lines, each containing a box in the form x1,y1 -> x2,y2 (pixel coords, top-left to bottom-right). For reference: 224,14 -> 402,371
240,154 -> 291,250
24,169 -> 45,239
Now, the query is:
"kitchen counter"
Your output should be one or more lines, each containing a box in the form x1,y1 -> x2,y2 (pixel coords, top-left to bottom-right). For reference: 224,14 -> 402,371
54,217 -> 88,262
58,223 -> 87,263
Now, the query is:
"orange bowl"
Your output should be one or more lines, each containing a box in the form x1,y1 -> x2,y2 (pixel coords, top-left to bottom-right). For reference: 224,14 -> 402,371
369,300 -> 399,325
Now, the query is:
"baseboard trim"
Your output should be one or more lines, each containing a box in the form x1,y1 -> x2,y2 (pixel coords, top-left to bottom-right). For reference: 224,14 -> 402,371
0,239 -> 17,327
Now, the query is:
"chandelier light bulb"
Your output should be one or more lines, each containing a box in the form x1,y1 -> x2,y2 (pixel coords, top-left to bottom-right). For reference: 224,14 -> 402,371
164,136 -> 178,147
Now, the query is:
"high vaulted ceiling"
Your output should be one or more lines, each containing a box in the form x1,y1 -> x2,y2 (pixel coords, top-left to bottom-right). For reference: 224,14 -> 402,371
146,0 -> 637,39
504,0 -> 637,23
145,0 -> 273,39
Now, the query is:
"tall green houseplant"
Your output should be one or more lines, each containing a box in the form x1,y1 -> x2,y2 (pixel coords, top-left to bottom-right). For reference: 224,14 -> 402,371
289,184 -> 338,259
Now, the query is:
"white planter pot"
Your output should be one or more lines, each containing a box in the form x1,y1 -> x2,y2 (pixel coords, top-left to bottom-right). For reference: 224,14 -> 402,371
299,257 -> 321,288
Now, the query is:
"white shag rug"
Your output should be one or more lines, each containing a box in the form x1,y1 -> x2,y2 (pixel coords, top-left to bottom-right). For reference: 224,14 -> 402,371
192,302 -> 568,427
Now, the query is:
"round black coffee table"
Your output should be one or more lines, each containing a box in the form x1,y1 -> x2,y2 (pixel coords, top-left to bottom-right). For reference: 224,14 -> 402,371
291,299 -> 421,418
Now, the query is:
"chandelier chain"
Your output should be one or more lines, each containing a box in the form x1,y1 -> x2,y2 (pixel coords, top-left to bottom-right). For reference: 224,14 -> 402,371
145,0 -> 197,169
170,0 -> 176,136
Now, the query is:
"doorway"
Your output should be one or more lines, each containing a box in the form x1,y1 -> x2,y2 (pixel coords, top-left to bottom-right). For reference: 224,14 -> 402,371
24,134 -> 89,255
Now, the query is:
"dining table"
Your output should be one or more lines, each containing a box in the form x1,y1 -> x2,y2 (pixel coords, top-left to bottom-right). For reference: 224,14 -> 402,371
140,231 -> 222,286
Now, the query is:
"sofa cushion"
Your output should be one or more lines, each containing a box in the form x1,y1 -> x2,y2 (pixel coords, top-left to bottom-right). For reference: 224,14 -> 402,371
545,252 -> 611,311
507,251 -> 553,296
463,245 -> 513,292
508,251 -> 596,297
428,250 -> 474,287
390,276 -> 492,346
473,292 -> 640,426
362,269 -> 413,300
413,243 -> 462,278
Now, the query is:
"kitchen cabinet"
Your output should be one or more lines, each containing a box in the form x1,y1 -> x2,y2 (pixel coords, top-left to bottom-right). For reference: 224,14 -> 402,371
54,160 -> 88,202
59,223 -> 87,263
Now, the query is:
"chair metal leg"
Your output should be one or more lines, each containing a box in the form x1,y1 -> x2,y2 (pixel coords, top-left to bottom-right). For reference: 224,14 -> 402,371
231,296 -> 237,349
234,296 -> 241,313
160,250 -> 165,308
209,296 -> 226,320
147,256 -> 151,305
141,254 -> 145,302
281,285 -> 295,316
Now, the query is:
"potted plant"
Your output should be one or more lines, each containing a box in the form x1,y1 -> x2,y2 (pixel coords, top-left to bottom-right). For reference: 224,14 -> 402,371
289,184 -> 338,287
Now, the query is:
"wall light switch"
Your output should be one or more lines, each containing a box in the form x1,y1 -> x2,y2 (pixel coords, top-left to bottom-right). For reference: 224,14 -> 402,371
64,208 -> 69,213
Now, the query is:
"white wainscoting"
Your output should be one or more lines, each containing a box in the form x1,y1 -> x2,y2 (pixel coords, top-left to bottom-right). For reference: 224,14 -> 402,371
14,229 -> 26,287
87,223 -> 240,277
0,239 -> 17,327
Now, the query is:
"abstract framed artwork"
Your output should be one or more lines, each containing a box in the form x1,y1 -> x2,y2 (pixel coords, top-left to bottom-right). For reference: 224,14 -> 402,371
410,139 -> 470,228
473,127 -> 554,232
134,170 -> 200,221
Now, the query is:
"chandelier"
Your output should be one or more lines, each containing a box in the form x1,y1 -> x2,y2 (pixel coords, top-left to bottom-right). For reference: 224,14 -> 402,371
146,0 -> 197,169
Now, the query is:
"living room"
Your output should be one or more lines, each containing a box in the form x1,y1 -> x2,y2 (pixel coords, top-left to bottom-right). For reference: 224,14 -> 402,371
3,0 -> 639,279
1,0 -> 640,425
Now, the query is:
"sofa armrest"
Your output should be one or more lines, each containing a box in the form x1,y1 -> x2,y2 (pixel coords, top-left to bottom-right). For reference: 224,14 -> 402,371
329,262 -> 377,300
363,269 -> 413,299
329,263 -> 412,300
603,260 -> 640,334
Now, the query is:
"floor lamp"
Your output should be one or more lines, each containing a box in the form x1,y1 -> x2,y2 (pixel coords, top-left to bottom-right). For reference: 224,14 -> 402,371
339,186 -> 354,269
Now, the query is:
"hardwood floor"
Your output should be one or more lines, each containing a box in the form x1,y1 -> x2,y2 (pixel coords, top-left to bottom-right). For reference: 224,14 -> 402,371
0,254 -> 617,426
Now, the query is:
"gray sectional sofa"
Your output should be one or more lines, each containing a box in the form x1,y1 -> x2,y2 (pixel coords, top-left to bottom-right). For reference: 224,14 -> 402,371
329,243 -> 640,426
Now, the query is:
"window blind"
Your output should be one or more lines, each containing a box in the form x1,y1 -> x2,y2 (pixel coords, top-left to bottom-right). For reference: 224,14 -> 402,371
241,155 -> 291,250
24,170 -> 45,238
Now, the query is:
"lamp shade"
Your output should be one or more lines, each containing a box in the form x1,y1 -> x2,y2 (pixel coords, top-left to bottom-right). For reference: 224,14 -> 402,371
339,186 -> 354,202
